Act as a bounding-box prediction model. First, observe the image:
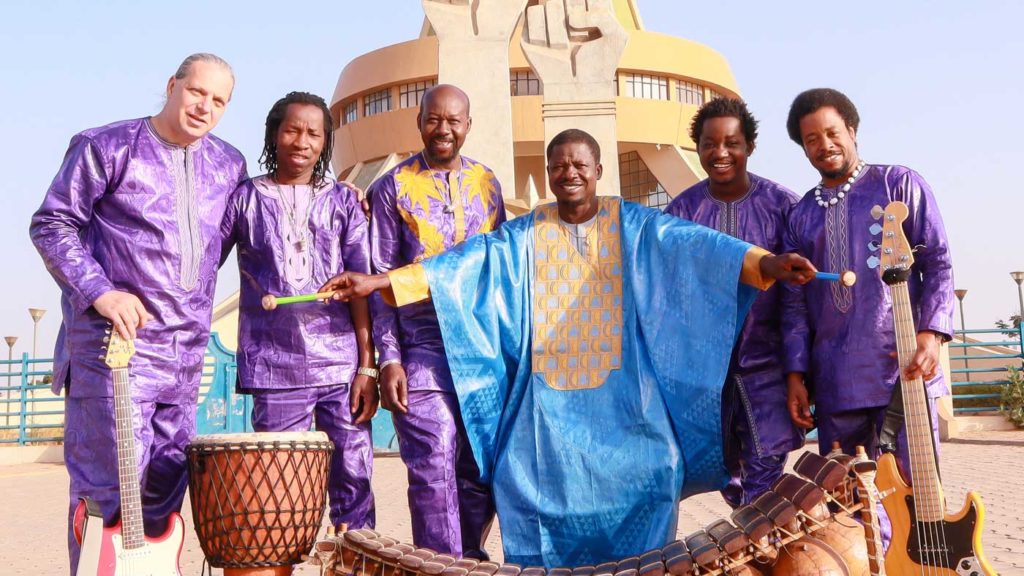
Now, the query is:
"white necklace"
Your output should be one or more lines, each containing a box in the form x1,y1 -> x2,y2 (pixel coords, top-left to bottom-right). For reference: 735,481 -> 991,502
814,160 -> 866,208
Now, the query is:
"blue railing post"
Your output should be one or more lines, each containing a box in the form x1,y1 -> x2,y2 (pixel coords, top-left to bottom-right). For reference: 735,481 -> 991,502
18,353 -> 29,446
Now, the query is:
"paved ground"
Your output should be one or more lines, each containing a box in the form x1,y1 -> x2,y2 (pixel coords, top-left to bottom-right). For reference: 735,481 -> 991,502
2,434 -> 1022,575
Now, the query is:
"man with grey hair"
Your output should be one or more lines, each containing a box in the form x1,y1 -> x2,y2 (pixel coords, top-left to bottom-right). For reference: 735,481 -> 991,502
30,52 -> 246,573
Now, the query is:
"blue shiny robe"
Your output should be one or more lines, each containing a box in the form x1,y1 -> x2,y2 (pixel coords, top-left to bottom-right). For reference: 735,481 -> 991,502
666,175 -> 805,506
665,174 -> 804,461
420,197 -> 756,567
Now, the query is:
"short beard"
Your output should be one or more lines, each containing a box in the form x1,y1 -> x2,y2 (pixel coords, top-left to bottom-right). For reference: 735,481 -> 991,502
424,140 -> 459,167
819,159 -> 852,182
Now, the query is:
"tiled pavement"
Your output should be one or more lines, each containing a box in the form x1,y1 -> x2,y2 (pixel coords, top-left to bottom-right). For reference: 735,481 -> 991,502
3,433 -> 1021,575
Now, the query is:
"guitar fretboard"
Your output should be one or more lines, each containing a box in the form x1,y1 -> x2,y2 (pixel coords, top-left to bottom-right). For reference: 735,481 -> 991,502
889,279 -> 945,522
113,368 -> 146,550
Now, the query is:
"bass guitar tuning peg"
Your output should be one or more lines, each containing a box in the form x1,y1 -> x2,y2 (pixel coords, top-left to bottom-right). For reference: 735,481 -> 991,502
868,241 -> 880,252
869,223 -> 883,236
870,205 -> 884,220
867,255 -> 880,269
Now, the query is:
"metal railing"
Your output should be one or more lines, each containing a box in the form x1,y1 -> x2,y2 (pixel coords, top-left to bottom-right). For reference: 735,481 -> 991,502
0,354 -> 62,445
0,333 -> 400,451
949,325 -> 1024,414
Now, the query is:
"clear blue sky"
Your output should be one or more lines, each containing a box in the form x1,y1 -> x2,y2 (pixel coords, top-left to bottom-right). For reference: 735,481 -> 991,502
2,0 -> 1021,357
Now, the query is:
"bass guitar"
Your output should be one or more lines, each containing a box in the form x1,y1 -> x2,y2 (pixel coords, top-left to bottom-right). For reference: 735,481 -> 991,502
873,201 -> 995,575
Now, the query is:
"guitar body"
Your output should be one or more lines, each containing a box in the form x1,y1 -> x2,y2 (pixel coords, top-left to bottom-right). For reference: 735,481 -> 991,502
875,453 -> 996,575
73,497 -> 185,576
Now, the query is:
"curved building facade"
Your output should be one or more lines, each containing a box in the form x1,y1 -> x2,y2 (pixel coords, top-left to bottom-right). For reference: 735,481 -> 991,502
330,0 -> 738,213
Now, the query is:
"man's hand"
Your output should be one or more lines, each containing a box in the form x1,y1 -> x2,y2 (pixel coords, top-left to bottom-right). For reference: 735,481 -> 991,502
350,373 -> 379,424
341,181 -> 371,222
905,331 -> 942,381
379,363 -> 408,414
787,373 -> 815,429
760,253 -> 817,285
319,272 -> 389,302
93,290 -> 153,340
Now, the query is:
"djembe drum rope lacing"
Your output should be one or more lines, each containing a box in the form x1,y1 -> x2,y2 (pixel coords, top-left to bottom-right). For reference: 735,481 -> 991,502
188,432 -> 334,570
312,448 -> 878,576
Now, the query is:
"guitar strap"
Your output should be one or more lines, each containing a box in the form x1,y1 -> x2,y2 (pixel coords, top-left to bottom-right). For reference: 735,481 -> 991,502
878,380 -> 904,454
879,378 -> 941,481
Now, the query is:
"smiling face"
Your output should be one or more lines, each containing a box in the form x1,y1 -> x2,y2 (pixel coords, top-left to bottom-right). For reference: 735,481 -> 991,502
418,85 -> 471,170
547,141 -> 602,215
158,60 -> 234,146
698,116 -> 753,197
799,106 -> 860,186
274,103 -> 326,184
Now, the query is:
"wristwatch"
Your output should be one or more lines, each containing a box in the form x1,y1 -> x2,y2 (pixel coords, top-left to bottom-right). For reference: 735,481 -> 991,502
357,367 -> 379,380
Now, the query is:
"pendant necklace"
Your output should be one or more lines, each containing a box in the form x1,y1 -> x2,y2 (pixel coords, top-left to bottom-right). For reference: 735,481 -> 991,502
422,152 -> 463,215
275,177 -> 314,252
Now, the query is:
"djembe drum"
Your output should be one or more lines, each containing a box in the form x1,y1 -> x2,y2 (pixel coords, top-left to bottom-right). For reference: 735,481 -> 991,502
187,432 -> 333,576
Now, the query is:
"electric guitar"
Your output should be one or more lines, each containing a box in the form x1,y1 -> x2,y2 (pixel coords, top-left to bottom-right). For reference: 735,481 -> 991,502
73,331 -> 184,576
872,201 -> 996,575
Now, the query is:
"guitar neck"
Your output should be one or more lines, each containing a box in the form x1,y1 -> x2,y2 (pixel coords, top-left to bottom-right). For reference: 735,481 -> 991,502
889,278 -> 945,521
112,367 -> 146,550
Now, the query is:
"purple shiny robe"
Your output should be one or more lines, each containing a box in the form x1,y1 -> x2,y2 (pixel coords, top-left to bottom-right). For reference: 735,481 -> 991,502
370,153 -> 506,390
368,152 -> 504,556
665,174 -> 804,504
30,118 -> 246,573
221,176 -> 371,389
782,164 -> 955,414
31,118 -> 247,402
221,175 -> 375,528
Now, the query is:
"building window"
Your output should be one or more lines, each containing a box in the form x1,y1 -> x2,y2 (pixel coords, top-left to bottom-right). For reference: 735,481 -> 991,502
510,70 -> 542,96
619,151 -> 670,209
343,101 -> 357,125
677,81 -> 705,106
399,80 -> 437,109
625,74 -> 669,100
709,89 -> 725,101
363,88 -> 392,118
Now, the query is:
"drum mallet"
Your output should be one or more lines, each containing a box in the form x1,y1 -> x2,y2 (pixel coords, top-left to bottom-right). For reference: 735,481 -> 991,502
262,292 -> 337,311
815,270 -> 857,287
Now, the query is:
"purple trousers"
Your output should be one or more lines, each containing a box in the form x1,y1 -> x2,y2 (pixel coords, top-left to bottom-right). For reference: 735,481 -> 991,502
720,378 -> 788,507
251,384 -> 375,530
394,390 -> 494,558
816,397 -> 941,547
64,397 -> 195,575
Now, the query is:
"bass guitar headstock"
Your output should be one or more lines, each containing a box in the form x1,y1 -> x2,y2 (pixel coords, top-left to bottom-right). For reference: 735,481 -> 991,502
871,201 -> 914,286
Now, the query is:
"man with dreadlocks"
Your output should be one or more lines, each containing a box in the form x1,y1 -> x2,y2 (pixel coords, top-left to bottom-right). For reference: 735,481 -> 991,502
665,97 -> 803,507
30,53 -> 246,573
220,91 -> 377,531
366,84 -> 504,558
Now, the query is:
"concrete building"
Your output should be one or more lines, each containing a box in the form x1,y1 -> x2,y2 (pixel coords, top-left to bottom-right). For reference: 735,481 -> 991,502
212,0 -> 742,341
330,0 -> 738,214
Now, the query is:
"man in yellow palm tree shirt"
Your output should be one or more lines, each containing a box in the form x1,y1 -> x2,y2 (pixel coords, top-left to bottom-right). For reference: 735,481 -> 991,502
367,84 -> 505,558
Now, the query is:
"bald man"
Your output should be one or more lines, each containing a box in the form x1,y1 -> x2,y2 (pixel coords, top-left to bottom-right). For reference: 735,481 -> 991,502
367,84 -> 505,558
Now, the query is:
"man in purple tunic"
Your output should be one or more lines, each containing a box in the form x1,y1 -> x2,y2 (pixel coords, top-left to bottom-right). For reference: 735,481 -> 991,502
665,98 -> 803,507
782,88 -> 954,480
30,53 -> 246,573
368,84 -> 505,558
221,92 -> 377,531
